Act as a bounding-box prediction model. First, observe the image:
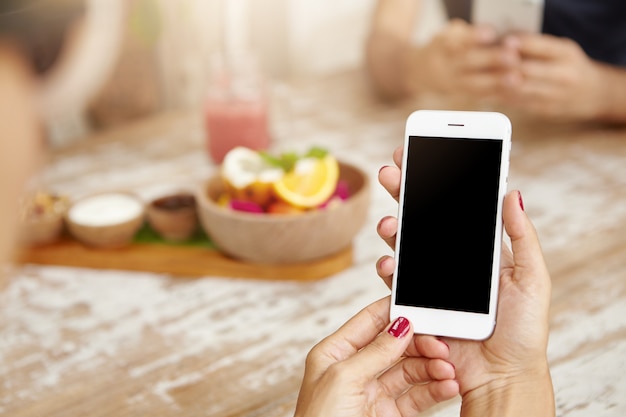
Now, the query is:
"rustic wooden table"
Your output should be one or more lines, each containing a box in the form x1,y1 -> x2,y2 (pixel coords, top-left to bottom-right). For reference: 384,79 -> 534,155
1,71 -> 625,417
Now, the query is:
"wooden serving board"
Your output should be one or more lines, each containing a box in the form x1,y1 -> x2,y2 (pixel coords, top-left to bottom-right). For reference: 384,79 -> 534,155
16,238 -> 353,282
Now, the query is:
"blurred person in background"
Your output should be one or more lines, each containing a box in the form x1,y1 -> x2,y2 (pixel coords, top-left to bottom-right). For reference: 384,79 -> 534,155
367,0 -> 626,123
0,0 -> 122,276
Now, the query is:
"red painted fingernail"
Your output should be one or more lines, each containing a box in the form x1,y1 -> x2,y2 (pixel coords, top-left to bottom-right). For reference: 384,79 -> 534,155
518,191 -> 525,211
388,317 -> 410,338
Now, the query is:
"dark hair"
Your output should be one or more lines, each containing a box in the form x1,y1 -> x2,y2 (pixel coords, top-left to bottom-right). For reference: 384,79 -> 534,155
0,0 -> 85,74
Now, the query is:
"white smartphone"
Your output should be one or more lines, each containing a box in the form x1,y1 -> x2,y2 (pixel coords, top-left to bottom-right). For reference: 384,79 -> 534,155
390,110 -> 512,340
471,0 -> 544,36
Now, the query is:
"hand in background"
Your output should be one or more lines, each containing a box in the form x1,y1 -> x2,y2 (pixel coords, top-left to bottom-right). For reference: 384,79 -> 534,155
294,297 -> 459,417
376,146 -> 555,416
500,33 -> 608,121
410,19 -> 521,98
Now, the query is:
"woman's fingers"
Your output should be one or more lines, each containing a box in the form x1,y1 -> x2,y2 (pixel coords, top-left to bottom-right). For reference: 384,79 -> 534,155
376,255 -> 394,289
377,215 -> 398,249
378,357 -> 455,398
396,379 -> 460,415
378,359 -> 458,417
379,164 -> 402,202
405,333 -> 450,359
392,144 -> 403,168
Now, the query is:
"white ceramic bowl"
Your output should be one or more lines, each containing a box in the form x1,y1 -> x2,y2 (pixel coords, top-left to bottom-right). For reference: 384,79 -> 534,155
66,192 -> 145,248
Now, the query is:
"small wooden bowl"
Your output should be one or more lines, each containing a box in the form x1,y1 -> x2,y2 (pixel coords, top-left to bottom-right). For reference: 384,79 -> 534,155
18,212 -> 65,247
196,161 -> 370,263
17,192 -> 70,247
66,192 -> 145,249
146,192 -> 198,241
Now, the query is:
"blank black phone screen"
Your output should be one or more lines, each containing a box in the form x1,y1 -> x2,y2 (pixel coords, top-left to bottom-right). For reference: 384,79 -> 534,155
395,136 -> 503,314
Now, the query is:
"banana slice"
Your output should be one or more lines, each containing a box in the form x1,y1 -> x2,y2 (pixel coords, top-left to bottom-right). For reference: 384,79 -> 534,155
221,147 -> 284,208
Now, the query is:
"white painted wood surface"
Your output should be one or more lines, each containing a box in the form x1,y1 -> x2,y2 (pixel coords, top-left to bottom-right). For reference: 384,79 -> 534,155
2,72 -> 625,416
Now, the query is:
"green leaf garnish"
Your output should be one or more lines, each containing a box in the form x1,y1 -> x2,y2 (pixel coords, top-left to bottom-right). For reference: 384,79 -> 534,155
259,151 -> 284,168
305,146 -> 328,159
278,152 -> 299,171
259,151 -> 298,172
259,146 -> 329,171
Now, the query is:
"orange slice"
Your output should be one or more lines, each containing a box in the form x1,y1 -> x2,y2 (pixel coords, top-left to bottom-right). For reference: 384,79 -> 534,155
273,155 -> 339,208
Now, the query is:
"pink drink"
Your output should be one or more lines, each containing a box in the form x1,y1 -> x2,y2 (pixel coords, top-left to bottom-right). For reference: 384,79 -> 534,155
204,54 -> 271,164
205,95 -> 270,164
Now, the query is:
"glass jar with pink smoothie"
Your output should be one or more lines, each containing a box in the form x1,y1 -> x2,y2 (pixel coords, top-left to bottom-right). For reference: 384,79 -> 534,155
204,54 -> 271,164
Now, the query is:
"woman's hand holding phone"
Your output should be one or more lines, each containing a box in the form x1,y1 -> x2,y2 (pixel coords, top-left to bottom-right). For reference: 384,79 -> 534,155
377,145 -> 555,416
295,138 -> 555,417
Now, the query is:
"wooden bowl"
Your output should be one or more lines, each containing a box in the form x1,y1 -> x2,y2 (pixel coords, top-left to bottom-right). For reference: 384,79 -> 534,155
66,192 -> 145,249
196,161 -> 370,263
146,192 -> 198,242
17,192 -> 70,247
18,212 -> 65,247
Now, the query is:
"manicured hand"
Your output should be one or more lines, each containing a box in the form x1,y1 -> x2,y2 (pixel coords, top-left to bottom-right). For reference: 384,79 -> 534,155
294,297 -> 459,417
376,146 -> 554,414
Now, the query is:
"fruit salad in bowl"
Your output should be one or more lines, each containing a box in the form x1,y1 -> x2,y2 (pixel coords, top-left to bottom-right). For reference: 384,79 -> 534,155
196,147 -> 370,263
218,146 -> 349,215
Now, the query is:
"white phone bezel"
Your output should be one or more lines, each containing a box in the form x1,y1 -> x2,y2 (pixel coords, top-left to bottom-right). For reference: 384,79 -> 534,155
390,110 -> 512,340
471,0 -> 544,36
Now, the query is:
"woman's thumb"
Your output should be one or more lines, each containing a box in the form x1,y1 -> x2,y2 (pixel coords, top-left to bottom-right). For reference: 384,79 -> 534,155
341,317 -> 413,379
503,190 -> 549,281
